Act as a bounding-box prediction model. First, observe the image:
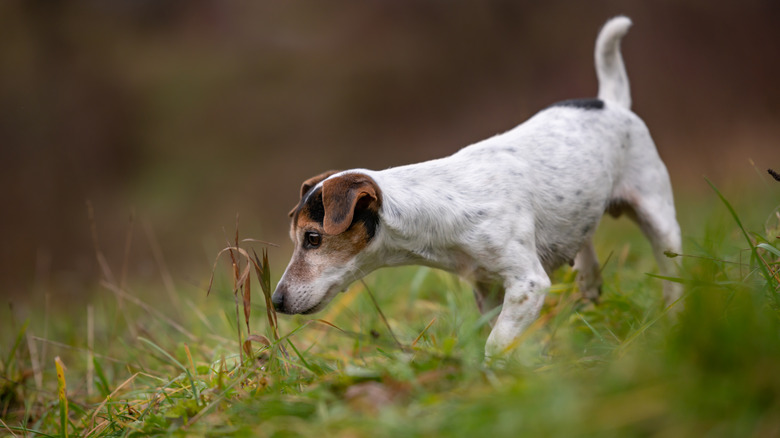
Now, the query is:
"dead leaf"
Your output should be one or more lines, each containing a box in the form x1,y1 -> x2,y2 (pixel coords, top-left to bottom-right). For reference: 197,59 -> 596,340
246,334 -> 271,347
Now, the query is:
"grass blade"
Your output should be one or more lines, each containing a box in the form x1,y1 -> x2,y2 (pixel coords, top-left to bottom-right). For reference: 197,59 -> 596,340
4,320 -> 28,377
706,177 -> 774,286
54,357 -> 68,438
137,337 -> 201,406
361,279 -> 402,348
757,243 -> 780,258
0,418 -> 19,438
706,177 -> 752,247
576,311 -> 606,343
137,337 -> 186,371
243,268 -> 252,339
645,273 -> 687,284
92,357 -> 111,398
412,317 -> 437,347
252,248 -> 278,340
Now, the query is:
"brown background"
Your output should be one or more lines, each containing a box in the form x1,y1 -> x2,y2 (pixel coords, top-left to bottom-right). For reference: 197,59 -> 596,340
1,1 -> 778,306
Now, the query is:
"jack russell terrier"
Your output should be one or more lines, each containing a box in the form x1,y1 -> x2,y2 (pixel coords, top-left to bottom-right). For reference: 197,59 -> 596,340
272,16 -> 682,359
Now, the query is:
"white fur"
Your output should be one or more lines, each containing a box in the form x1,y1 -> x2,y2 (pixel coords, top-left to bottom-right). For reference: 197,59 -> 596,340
274,16 -> 682,359
596,16 -> 633,108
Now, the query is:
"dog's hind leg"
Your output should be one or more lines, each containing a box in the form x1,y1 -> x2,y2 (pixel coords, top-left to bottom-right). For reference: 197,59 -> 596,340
613,184 -> 683,309
635,198 -> 683,308
574,240 -> 603,303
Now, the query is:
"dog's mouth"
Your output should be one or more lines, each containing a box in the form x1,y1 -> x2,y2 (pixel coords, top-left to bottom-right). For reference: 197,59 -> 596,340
281,282 -> 343,315
300,301 -> 328,315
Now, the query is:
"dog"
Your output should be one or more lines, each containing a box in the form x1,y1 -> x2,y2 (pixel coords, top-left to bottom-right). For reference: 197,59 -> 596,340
272,16 -> 682,359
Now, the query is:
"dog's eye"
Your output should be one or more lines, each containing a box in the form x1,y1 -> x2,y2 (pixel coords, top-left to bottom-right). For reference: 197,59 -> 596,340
304,232 -> 321,248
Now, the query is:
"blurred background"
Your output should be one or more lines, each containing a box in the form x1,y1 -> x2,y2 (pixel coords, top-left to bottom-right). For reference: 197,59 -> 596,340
1,0 -> 778,309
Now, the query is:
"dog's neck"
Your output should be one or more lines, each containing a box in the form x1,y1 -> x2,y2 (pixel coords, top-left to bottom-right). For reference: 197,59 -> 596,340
360,170 -> 478,274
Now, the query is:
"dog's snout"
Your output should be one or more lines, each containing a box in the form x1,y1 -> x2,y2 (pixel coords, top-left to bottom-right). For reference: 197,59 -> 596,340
271,289 -> 285,312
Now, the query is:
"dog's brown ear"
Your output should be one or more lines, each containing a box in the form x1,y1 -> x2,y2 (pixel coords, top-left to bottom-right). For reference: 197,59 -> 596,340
288,170 -> 341,217
300,170 -> 341,199
321,173 -> 381,235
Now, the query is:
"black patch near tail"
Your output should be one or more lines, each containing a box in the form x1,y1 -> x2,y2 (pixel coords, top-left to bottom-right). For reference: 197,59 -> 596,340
549,98 -> 604,111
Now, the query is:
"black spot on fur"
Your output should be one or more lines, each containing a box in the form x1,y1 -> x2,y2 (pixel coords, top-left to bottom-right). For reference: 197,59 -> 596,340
303,188 -> 325,225
769,168 -> 780,182
353,207 -> 380,239
549,98 -> 604,110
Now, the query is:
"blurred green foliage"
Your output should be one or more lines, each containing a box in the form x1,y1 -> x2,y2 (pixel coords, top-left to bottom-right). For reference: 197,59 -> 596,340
1,181 -> 778,436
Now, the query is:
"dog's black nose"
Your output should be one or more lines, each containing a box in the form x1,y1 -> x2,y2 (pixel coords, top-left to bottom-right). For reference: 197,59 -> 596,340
271,291 -> 284,312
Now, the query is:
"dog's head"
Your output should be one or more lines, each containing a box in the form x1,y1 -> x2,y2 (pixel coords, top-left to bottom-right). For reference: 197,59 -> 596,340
272,170 -> 383,314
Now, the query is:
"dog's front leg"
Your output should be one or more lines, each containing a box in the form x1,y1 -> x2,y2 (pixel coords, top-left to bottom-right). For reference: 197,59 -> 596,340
484,259 -> 550,361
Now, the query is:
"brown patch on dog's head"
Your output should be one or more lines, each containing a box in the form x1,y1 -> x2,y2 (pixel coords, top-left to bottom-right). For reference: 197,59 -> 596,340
321,173 -> 381,235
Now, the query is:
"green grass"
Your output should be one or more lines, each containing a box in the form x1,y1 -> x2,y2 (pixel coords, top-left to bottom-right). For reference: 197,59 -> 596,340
2,185 -> 779,437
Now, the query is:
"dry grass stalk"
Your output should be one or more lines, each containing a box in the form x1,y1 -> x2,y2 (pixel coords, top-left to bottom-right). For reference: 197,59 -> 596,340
0,418 -> 18,438
87,304 -> 94,399
252,249 -> 277,340
86,372 -> 142,432
206,217 -> 279,368
231,258 -> 244,365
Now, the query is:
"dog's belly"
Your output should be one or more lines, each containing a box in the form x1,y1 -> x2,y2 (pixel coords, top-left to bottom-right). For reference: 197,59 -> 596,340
534,214 -> 602,273
530,183 -> 612,273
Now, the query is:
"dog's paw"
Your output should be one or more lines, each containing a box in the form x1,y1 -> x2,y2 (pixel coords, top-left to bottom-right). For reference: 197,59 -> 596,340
580,284 -> 602,304
576,271 -> 602,303
483,353 -> 508,370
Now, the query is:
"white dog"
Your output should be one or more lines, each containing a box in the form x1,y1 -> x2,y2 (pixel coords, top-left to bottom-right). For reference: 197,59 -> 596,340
272,16 -> 682,359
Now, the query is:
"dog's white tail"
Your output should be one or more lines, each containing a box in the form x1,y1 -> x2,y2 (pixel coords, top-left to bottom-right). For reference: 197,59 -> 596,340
595,16 -> 633,109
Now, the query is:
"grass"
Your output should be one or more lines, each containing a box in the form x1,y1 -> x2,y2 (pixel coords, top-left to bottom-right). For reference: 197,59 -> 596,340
2,183 -> 779,437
